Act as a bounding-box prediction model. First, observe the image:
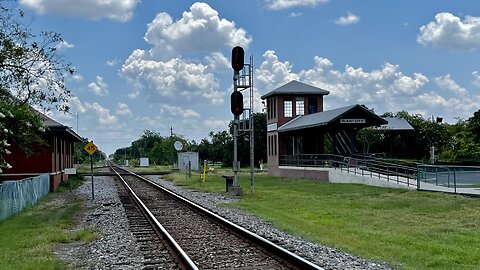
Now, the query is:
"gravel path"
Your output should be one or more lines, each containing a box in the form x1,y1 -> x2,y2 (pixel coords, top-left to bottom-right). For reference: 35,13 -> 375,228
54,174 -> 391,270
53,176 -> 144,269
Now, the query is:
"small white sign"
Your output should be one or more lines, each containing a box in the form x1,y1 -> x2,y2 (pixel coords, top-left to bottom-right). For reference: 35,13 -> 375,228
340,119 -> 366,124
267,123 -> 278,132
64,168 -> 76,175
140,157 -> 149,167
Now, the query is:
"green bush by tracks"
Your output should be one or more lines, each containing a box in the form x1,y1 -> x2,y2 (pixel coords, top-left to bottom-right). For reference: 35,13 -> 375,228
0,173 -> 97,269
165,171 -> 480,269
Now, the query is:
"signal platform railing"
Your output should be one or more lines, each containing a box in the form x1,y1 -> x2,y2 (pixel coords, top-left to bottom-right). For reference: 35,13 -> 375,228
280,154 -> 480,195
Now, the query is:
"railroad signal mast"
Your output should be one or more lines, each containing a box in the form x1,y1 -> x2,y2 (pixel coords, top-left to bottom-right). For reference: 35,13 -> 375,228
230,46 -> 255,194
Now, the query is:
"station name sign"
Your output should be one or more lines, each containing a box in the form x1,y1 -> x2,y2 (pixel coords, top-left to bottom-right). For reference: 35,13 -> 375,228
340,118 -> 366,124
267,123 -> 278,132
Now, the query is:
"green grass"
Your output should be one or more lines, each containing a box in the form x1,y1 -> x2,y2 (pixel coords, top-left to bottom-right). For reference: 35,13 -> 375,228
0,176 -> 98,270
127,165 -> 172,172
164,171 -> 480,270
163,168 -> 238,192
55,173 -> 86,193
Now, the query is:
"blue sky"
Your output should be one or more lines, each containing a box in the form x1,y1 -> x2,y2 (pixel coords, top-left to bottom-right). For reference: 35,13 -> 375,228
15,0 -> 480,155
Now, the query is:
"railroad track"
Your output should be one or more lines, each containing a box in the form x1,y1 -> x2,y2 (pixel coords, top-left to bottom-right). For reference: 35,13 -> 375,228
114,178 -> 188,269
110,164 -> 324,270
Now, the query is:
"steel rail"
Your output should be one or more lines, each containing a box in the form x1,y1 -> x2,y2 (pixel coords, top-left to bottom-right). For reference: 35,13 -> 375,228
110,165 -> 199,270
116,165 -> 324,270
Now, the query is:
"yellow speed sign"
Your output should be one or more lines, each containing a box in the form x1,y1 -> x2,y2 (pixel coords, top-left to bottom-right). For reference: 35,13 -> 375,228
84,141 -> 97,155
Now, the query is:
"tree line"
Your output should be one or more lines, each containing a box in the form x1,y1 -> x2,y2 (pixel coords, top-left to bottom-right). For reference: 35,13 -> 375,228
110,113 -> 267,168
357,110 -> 480,163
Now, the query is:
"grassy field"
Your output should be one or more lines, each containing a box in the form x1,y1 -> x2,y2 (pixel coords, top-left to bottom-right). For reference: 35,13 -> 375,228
0,174 -> 97,269
164,170 -> 480,270
126,165 -> 172,172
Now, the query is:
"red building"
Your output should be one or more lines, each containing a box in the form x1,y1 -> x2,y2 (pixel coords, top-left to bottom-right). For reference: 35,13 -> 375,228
1,113 -> 82,191
261,80 -> 387,179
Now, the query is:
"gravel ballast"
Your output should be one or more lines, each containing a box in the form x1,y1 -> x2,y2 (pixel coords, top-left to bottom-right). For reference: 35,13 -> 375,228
54,174 -> 391,270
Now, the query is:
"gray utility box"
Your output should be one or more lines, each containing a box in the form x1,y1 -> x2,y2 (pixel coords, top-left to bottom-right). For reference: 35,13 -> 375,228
178,152 -> 199,171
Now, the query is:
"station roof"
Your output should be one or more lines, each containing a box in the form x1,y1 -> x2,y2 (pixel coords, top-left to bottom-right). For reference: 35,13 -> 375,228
379,117 -> 414,130
261,80 -> 330,99
278,104 -> 387,132
39,113 -> 83,142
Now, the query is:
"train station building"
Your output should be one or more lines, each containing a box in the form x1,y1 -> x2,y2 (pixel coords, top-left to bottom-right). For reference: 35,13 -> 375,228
0,113 -> 82,191
261,80 -> 389,180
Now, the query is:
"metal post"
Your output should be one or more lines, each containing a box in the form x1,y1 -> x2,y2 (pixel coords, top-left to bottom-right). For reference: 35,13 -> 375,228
453,168 -> 457,194
396,165 -> 399,184
386,163 -> 389,182
233,115 -> 239,187
250,110 -> 254,194
447,168 -> 450,188
416,165 -> 420,190
90,154 -> 94,200
244,55 -> 254,194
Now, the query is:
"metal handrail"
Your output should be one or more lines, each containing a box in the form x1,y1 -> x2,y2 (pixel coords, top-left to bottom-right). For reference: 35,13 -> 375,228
280,154 -> 418,186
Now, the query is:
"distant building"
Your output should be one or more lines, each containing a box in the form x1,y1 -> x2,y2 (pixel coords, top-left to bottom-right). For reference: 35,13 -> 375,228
261,80 -> 387,179
0,113 -> 82,191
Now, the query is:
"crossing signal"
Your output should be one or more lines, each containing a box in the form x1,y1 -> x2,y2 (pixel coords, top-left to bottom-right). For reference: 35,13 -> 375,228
231,46 -> 244,71
231,91 -> 243,116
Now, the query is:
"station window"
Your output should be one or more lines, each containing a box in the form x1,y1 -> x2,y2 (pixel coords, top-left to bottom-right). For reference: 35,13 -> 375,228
268,136 -> 271,155
267,98 -> 277,120
296,97 -> 304,116
284,98 -> 292,117
273,98 -> 277,118
308,97 -> 317,114
269,99 -> 273,119
274,135 -> 277,156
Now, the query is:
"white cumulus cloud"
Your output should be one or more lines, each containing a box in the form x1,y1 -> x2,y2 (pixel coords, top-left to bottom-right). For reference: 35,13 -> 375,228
265,0 -> 328,10
417,12 -> 480,51
335,12 -> 360,25
88,76 -> 109,96
203,119 -> 229,131
473,71 -> 480,88
204,52 -> 230,73
84,102 -> 117,125
120,3 -> 247,106
116,102 -> 132,117
55,40 -> 74,50
144,2 -> 251,58
121,55 -> 222,104
256,50 -> 299,92
159,104 -> 200,119
19,0 -> 139,22
128,90 -> 140,99
434,74 -> 467,95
